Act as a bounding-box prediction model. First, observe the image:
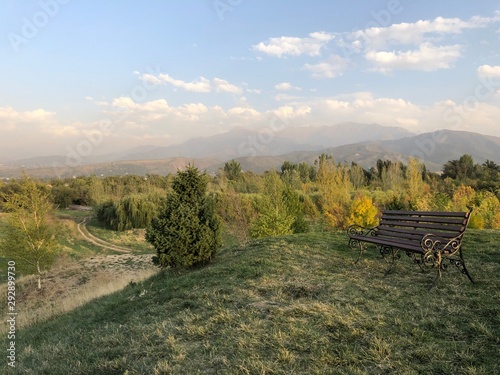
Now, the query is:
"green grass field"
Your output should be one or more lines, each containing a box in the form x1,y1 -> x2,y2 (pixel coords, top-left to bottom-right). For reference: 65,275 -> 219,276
10,229 -> 499,374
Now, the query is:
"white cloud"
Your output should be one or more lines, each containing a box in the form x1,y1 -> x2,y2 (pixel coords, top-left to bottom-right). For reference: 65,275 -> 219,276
42,124 -> 81,137
275,82 -> 292,91
174,103 -> 209,121
136,72 -> 210,92
138,73 -> 163,85
4,86 -> 500,161
267,93 -> 425,132
324,99 -> 350,111
335,14 -> 500,73
112,97 -> 171,112
0,106 -> 54,123
275,94 -> 302,102
272,104 -> 312,118
181,103 -> 208,115
157,73 -> 211,92
227,107 -> 260,117
140,99 -> 171,112
304,54 -> 349,78
366,43 -> 462,72
85,96 -> 109,106
0,106 -> 55,131
104,97 -> 264,137
212,78 -> 243,94
275,82 -> 301,91
253,31 -> 334,57
111,96 -> 137,110
348,15 -> 498,52
104,91 -> 500,141
477,64 -> 500,78
246,88 -> 262,94
137,72 -> 243,94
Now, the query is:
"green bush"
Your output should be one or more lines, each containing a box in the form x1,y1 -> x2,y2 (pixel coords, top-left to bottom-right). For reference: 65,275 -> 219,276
96,193 -> 165,231
146,166 -> 222,268
250,172 -> 298,238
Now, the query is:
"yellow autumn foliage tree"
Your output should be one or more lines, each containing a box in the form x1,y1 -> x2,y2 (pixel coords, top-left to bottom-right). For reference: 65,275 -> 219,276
347,195 -> 379,228
474,192 -> 500,229
405,158 -> 431,210
451,185 -> 475,211
316,157 -> 352,228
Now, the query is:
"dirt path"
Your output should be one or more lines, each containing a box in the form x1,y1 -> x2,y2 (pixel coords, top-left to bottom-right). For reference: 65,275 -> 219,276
77,217 -> 131,253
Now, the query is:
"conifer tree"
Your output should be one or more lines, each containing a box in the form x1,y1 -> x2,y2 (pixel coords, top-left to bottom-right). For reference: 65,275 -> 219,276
223,159 -> 242,181
146,166 -> 221,268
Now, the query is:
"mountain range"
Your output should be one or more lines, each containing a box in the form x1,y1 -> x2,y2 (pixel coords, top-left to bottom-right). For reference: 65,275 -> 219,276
1,123 -> 499,179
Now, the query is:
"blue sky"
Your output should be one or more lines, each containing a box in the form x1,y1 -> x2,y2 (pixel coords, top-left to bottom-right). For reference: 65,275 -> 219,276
1,0 -> 500,161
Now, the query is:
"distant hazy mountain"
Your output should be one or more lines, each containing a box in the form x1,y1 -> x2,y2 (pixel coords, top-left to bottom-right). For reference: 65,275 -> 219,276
117,123 -> 414,162
272,129 -> 500,172
118,127 -> 323,161
278,122 -> 414,148
376,130 -> 500,166
2,123 -> 414,168
2,127 -> 498,179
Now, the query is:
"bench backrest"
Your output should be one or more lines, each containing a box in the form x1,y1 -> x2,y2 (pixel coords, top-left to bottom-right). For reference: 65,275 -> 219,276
376,210 -> 472,245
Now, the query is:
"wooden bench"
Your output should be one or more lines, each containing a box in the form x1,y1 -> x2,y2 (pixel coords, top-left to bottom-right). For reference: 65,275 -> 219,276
346,210 -> 474,290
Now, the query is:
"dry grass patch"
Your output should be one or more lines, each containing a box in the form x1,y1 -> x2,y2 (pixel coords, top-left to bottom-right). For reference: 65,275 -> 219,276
0,253 -> 158,332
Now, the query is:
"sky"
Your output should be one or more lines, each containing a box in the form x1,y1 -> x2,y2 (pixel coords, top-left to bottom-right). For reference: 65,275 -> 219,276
1,0 -> 500,162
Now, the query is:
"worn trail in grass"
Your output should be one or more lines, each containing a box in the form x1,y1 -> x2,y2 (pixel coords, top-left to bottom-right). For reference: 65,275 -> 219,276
77,217 -> 131,253
11,230 -> 500,374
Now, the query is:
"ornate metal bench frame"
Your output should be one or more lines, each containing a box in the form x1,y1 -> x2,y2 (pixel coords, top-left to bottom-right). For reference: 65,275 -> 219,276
346,210 -> 474,290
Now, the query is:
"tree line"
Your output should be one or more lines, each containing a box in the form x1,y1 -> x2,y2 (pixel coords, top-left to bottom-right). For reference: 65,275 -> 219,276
0,154 -> 499,288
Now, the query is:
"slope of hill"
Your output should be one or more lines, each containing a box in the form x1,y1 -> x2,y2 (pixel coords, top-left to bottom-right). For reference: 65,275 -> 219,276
12,231 -> 500,374
282,129 -> 500,171
376,129 -> 500,165
279,122 -> 414,148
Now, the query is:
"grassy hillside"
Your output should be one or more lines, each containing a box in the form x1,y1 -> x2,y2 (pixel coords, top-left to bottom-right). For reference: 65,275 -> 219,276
11,230 -> 500,374
0,210 -> 158,331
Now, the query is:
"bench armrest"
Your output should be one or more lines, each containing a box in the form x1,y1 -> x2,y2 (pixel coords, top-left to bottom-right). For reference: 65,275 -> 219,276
347,224 -> 377,237
420,233 -> 464,256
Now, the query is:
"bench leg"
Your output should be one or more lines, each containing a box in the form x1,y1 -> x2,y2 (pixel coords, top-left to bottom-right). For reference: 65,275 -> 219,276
428,248 -> 474,290
428,264 -> 442,291
406,252 -> 431,274
450,247 -> 475,284
380,246 -> 400,276
425,252 -> 443,291
353,241 -> 364,264
348,238 -> 366,264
